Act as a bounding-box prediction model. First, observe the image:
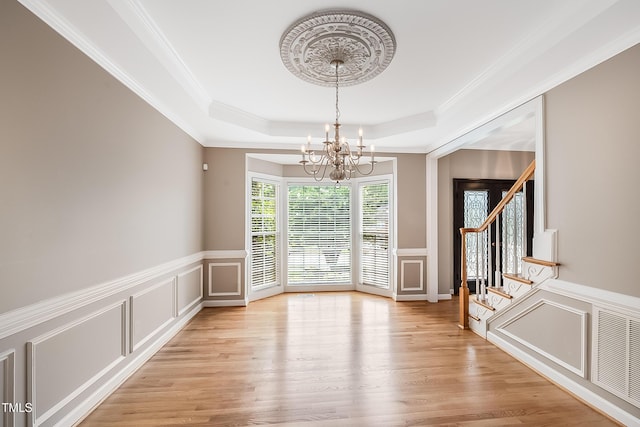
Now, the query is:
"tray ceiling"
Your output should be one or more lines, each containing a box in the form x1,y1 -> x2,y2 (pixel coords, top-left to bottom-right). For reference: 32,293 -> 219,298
18,0 -> 640,153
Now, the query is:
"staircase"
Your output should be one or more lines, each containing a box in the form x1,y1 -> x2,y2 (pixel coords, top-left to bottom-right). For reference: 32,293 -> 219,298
458,160 -> 560,335
468,256 -> 559,337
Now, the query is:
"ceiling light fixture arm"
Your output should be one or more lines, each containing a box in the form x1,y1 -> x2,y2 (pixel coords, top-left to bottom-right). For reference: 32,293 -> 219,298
299,60 -> 376,185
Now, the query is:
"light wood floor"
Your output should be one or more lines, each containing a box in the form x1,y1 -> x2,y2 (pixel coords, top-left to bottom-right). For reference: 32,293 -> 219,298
79,292 -> 617,426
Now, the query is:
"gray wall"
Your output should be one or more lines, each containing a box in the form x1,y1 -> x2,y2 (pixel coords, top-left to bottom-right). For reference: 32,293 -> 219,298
438,149 -> 535,294
203,148 -> 426,251
545,42 -> 640,298
0,0 -> 204,314
395,153 -> 427,250
203,148 -> 248,250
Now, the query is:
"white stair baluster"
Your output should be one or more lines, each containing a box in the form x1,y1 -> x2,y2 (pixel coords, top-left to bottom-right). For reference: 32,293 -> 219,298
512,197 -> 517,275
480,230 -> 486,300
488,223 -> 493,289
522,184 -> 527,273
495,214 -> 501,289
475,232 -> 480,300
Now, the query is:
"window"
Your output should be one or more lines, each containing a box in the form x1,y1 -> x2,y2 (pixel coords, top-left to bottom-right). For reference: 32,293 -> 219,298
250,179 -> 279,288
360,181 -> 390,288
287,184 -> 351,285
464,190 -> 489,280
502,190 -> 525,275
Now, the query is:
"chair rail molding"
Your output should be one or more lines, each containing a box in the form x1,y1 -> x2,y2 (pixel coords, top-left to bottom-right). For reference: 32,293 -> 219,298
539,279 -> 640,317
202,250 -> 248,259
0,252 -> 204,341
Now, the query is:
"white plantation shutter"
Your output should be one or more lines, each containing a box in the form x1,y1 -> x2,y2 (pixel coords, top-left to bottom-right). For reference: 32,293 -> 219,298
360,181 -> 390,288
251,179 -> 279,288
288,184 -> 351,285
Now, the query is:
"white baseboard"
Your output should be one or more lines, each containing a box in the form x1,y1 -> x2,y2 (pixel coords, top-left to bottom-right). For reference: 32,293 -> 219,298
487,331 -> 640,427
64,302 -> 203,427
248,285 -> 283,302
202,299 -> 247,307
438,293 -> 452,300
394,294 -> 429,301
356,284 -> 393,299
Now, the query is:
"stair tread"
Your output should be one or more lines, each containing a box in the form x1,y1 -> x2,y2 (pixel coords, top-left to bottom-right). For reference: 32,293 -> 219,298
522,256 -> 560,267
471,297 -> 496,311
502,273 -> 534,285
487,286 -> 513,299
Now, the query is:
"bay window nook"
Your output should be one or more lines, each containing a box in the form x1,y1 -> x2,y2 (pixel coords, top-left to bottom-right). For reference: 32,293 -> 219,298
247,160 -> 394,301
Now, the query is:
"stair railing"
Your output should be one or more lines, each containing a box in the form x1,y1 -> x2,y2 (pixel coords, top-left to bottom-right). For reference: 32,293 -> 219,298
459,160 -> 535,329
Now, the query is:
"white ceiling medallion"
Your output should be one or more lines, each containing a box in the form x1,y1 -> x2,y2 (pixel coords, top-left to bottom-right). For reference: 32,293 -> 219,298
279,9 -> 396,87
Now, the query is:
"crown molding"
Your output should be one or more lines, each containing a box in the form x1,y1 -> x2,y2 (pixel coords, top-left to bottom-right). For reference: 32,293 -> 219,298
370,112 -> 437,139
209,99 -> 438,141
19,0 -> 640,152
17,0 -> 206,144
106,0 -> 211,112
20,0 -> 437,144
436,0 -> 620,117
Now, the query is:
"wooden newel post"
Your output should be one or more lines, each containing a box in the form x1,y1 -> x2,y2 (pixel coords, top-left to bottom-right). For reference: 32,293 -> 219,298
459,228 -> 469,329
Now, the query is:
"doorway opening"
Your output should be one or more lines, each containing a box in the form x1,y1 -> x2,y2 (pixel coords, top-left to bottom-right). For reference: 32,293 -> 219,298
452,179 -> 534,295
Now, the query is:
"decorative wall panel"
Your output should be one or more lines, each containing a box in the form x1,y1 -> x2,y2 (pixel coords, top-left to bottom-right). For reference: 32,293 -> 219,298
177,265 -> 203,315
395,250 -> 427,299
208,262 -> 242,296
27,302 -> 126,426
400,260 -> 424,291
497,300 -> 587,377
130,278 -> 176,352
1,350 -> 15,427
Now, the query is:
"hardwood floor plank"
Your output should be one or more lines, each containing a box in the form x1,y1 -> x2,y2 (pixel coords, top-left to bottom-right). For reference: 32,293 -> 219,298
79,292 -> 618,426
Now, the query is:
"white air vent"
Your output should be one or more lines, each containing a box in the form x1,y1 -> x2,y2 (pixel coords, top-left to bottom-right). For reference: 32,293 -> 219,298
592,306 -> 640,407
631,318 -> 640,403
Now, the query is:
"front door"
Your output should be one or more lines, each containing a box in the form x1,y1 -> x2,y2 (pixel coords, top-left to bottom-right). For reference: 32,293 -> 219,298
452,179 -> 533,295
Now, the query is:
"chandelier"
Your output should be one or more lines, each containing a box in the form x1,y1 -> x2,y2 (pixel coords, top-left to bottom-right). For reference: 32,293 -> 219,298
279,9 -> 396,184
300,59 -> 375,183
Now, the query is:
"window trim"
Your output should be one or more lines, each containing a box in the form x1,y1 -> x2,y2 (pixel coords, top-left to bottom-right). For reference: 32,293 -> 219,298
247,173 -> 283,296
355,174 -> 395,297
245,171 -> 396,296
358,177 -> 392,289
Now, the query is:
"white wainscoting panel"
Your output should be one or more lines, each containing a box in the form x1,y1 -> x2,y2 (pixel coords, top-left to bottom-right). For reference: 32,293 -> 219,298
177,265 -> 203,316
1,349 -> 15,427
130,278 -> 176,353
208,262 -> 242,296
27,301 -> 126,426
0,255 -> 205,427
496,300 -> 587,377
400,259 -> 424,292
0,252 -> 203,342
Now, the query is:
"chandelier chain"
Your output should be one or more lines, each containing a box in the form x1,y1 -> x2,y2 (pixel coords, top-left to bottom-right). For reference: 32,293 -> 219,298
335,62 -> 340,124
